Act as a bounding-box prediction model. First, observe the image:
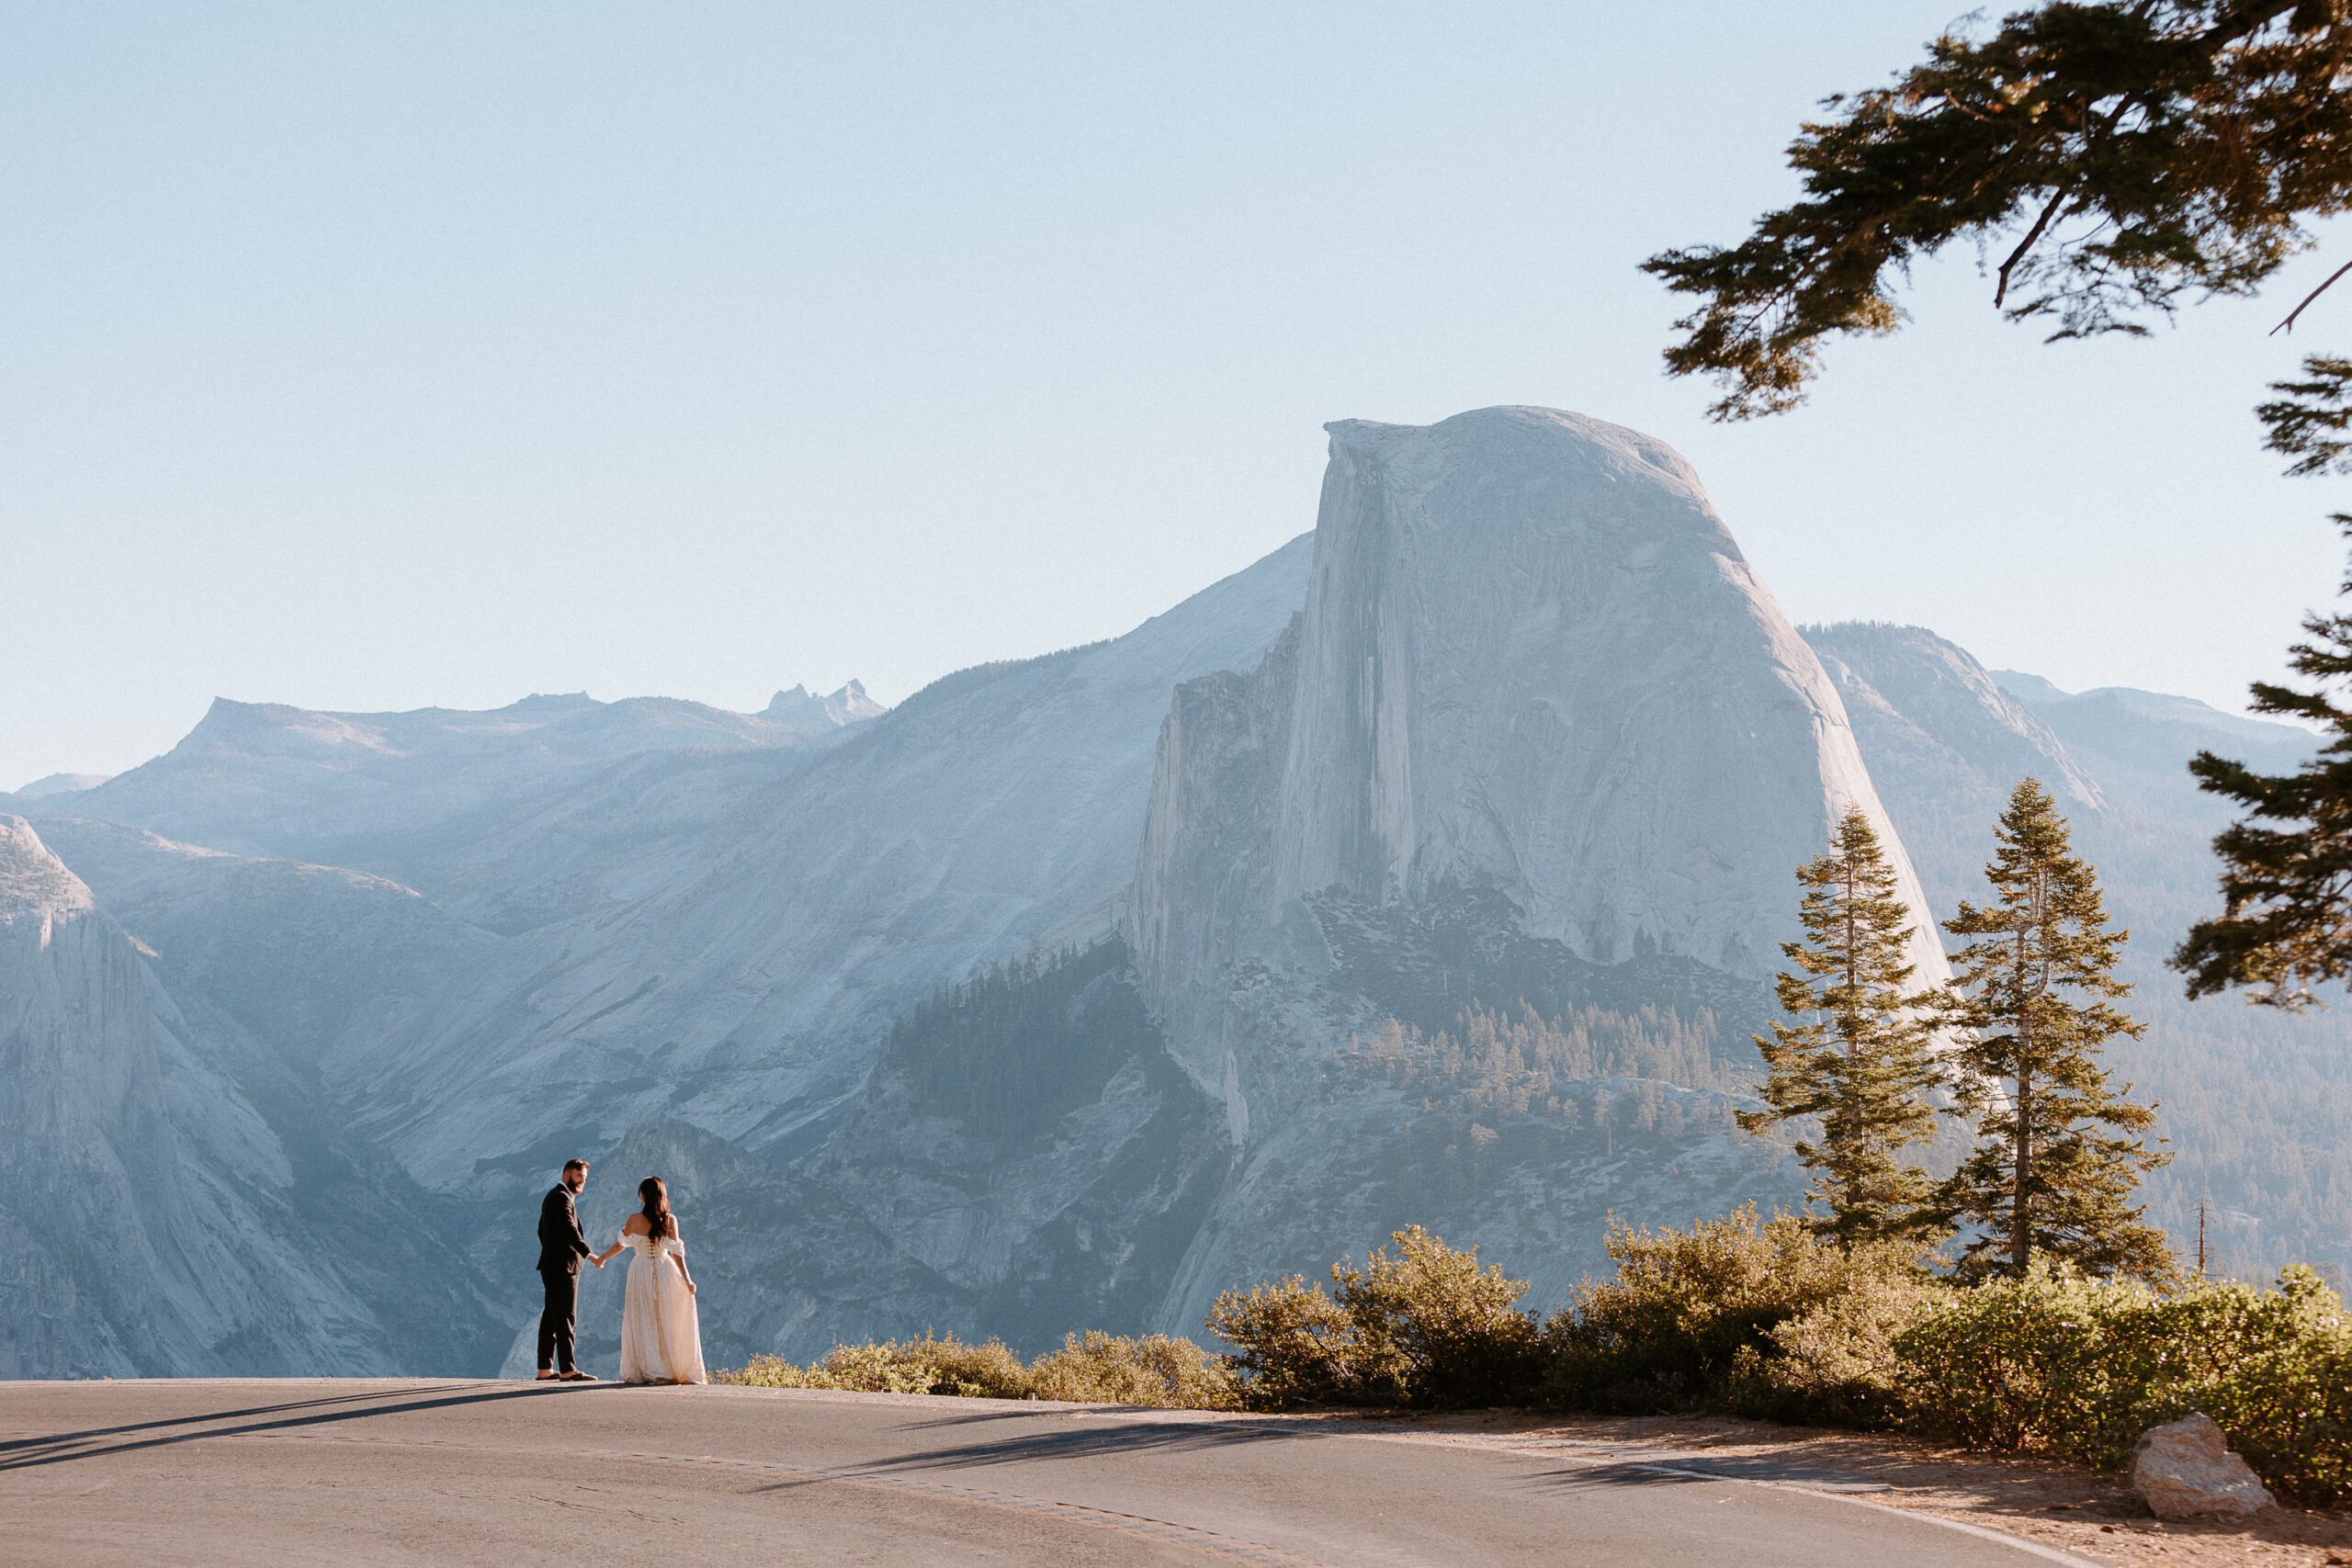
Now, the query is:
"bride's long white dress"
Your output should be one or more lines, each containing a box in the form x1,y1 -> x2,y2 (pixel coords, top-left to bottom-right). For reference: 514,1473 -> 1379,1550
616,1226 -> 707,1385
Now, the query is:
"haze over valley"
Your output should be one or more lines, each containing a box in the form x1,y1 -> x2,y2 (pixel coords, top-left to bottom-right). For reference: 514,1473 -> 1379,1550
2,406 -> 2333,1380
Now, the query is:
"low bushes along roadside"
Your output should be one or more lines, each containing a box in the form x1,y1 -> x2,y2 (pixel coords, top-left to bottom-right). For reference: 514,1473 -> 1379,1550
717,1216 -> 2352,1504
716,1328 -> 1239,1410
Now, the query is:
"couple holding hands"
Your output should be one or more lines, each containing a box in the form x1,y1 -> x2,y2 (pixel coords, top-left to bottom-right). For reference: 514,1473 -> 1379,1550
534,1158 -> 708,1385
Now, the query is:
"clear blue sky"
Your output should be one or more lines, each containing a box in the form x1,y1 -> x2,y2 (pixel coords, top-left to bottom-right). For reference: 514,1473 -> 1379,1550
4,2 -> 2341,789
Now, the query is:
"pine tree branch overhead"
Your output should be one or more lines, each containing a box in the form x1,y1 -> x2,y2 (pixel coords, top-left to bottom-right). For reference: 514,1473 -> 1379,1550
2259,356 -> 2352,475
1644,2 -> 2352,421
2176,515 -> 2352,1005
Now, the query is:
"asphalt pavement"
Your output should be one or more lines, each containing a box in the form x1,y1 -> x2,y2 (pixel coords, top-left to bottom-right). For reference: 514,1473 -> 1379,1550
0,1379 -> 2102,1567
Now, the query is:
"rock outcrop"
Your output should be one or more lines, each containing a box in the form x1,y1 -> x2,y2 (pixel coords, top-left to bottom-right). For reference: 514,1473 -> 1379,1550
1136,408 -> 1947,1092
2131,1414 -> 2278,1518
763,680 -> 887,729
0,822 -> 192,1365
0,814 -> 504,1375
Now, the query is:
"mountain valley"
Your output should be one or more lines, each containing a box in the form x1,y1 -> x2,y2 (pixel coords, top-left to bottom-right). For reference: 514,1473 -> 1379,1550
5,408 -> 2335,1377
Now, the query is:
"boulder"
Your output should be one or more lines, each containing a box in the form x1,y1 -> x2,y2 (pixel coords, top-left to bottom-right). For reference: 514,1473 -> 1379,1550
2131,1414 -> 2278,1519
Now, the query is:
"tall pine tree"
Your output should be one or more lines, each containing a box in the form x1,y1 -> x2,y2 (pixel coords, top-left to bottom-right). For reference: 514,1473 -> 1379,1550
2175,498 -> 2352,1008
1741,807 -> 1944,1247
1940,778 -> 2175,1283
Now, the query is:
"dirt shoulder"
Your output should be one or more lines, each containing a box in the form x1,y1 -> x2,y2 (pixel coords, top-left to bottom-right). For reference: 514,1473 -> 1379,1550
1301,1409 -> 2352,1568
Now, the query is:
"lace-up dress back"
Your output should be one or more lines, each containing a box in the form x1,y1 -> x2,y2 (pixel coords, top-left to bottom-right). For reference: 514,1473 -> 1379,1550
616,1224 -> 707,1385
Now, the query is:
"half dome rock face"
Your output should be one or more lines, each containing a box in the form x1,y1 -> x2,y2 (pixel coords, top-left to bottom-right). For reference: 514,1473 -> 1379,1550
1136,407 -> 1945,1011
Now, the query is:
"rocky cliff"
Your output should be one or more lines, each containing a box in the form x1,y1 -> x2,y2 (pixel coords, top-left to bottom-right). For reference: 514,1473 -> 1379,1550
1136,408 -> 1947,1099
0,815 -> 506,1375
0,817 -> 180,1373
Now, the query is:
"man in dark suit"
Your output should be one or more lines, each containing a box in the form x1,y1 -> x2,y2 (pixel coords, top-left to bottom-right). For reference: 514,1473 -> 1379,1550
536,1157 -> 602,1381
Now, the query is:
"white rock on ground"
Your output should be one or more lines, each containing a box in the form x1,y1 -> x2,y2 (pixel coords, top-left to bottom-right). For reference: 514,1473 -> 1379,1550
2131,1413 -> 2278,1519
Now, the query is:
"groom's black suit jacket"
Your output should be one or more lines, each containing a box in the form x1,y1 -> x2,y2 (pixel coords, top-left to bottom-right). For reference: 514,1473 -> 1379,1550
537,1184 -> 593,1275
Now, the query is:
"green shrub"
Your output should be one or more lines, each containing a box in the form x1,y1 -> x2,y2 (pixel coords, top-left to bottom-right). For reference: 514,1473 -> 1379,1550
816,1333 -> 1034,1397
1896,1263 -> 2352,1503
713,1352 -> 831,1389
1544,1205 -> 1933,1418
1891,1265 -> 2119,1452
1337,1224 -> 1545,1407
1204,1272 -> 1357,1408
714,1334 -> 1032,1398
720,1331 -> 1238,1409
1209,1226 -> 1543,1409
1730,1259 -> 1947,1426
1027,1331 -> 1242,1409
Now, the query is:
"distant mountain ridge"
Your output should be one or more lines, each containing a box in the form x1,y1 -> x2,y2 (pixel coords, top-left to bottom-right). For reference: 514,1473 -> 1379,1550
36,684 -> 884,866
1991,671 -> 2316,795
763,680 -> 886,728
10,773 -> 112,799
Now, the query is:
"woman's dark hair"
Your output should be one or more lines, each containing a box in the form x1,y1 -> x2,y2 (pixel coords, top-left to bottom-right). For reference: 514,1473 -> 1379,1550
637,1176 -> 673,1241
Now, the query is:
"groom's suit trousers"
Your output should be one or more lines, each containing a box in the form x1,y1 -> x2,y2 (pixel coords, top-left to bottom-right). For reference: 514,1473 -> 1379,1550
537,1266 -> 580,1373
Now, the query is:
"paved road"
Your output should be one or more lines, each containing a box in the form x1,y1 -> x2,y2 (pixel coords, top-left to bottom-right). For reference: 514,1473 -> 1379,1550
0,1380 -> 2094,1567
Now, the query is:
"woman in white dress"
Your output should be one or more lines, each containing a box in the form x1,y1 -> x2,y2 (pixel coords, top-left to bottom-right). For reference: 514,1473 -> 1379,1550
592,1176 -> 707,1385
